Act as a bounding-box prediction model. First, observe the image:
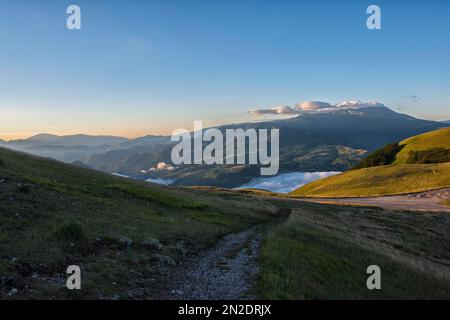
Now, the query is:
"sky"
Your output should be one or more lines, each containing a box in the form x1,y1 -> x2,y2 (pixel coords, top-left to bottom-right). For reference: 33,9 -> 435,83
1,0 -> 449,140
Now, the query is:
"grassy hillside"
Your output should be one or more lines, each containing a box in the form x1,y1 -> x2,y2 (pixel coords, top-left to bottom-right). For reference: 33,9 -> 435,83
0,147 -> 279,299
257,202 -> 450,299
291,163 -> 450,197
395,127 -> 450,164
292,127 -> 450,198
2,147 -> 450,299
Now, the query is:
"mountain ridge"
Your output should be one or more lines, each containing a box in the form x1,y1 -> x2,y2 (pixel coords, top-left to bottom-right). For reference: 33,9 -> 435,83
137,106 -> 449,187
1,106 -> 448,188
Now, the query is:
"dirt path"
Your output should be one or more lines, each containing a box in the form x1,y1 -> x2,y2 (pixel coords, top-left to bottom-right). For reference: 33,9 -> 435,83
166,226 -> 263,300
297,187 -> 450,212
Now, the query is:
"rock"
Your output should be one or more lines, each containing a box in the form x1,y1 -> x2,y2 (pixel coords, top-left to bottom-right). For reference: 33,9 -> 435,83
7,288 -> 18,296
141,238 -> 163,250
166,242 -> 187,256
152,254 -> 177,267
119,237 -> 133,246
175,243 -> 187,256
171,289 -> 183,295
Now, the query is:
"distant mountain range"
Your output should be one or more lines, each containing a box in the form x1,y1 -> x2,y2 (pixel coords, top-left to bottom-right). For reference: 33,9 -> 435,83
1,106 -> 448,188
1,134 -> 129,163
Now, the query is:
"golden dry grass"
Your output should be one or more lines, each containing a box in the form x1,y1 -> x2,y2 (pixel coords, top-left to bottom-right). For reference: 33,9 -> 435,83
291,163 -> 450,197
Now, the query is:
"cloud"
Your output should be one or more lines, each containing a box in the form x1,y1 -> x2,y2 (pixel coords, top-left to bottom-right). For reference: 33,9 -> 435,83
236,171 -> 341,193
146,178 -> 176,185
140,162 -> 175,173
250,100 -> 385,116
334,100 -> 385,108
250,105 -> 297,116
295,101 -> 333,111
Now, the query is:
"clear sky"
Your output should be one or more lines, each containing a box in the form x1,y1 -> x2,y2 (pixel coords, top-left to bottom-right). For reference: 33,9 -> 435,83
1,0 -> 449,140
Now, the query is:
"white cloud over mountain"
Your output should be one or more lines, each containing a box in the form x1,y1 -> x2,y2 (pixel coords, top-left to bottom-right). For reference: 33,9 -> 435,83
335,100 -> 385,109
250,105 -> 297,116
236,171 -> 341,193
250,100 -> 385,116
296,101 -> 333,111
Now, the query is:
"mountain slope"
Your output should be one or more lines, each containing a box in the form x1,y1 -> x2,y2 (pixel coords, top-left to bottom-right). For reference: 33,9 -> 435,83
2,134 -> 129,163
290,163 -> 450,197
85,143 -> 173,173
0,146 -> 277,299
7,134 -> 127,148
118,106 -> 447,187
291,128 -> 450,197
394,127 -> 450,164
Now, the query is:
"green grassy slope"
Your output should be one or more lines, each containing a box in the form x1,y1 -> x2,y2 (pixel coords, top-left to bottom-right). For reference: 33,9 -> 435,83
257,202 -> 450,299
395,127 -> 450,164
291,163 -> 450,197
292,128 -> 450,198
0,147 -> 278,299
2,147 -> 450,300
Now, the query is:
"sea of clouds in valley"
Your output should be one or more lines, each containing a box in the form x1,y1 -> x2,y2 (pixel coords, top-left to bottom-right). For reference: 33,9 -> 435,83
236,171 -> 341,193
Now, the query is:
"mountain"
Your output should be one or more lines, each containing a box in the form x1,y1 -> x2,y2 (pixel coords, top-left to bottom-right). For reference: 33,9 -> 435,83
113,135 -> 171,150
87,106 -> 447,188
1,134 -> 174,165
9,134 -> 128,148
2,134 -> 129,163
2,107 -> 447,188
86,143 -> 173,173
27,133 -> 59,143
441,120 -> 450,124
291,127 -> 450,197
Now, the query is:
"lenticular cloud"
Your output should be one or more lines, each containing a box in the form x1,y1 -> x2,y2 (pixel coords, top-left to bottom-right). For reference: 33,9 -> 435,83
250,100 -> 385,116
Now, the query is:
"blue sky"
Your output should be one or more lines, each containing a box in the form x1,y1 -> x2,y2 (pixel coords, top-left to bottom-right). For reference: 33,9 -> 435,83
1,0 -> 449,139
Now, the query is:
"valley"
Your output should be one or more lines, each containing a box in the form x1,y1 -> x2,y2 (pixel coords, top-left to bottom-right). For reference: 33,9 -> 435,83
1,146 -> 449,299
1,106 -> 447,189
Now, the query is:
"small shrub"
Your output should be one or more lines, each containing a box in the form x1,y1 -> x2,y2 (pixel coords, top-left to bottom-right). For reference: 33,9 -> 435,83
54,222 -> 87,244
406,148 -> 450,164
